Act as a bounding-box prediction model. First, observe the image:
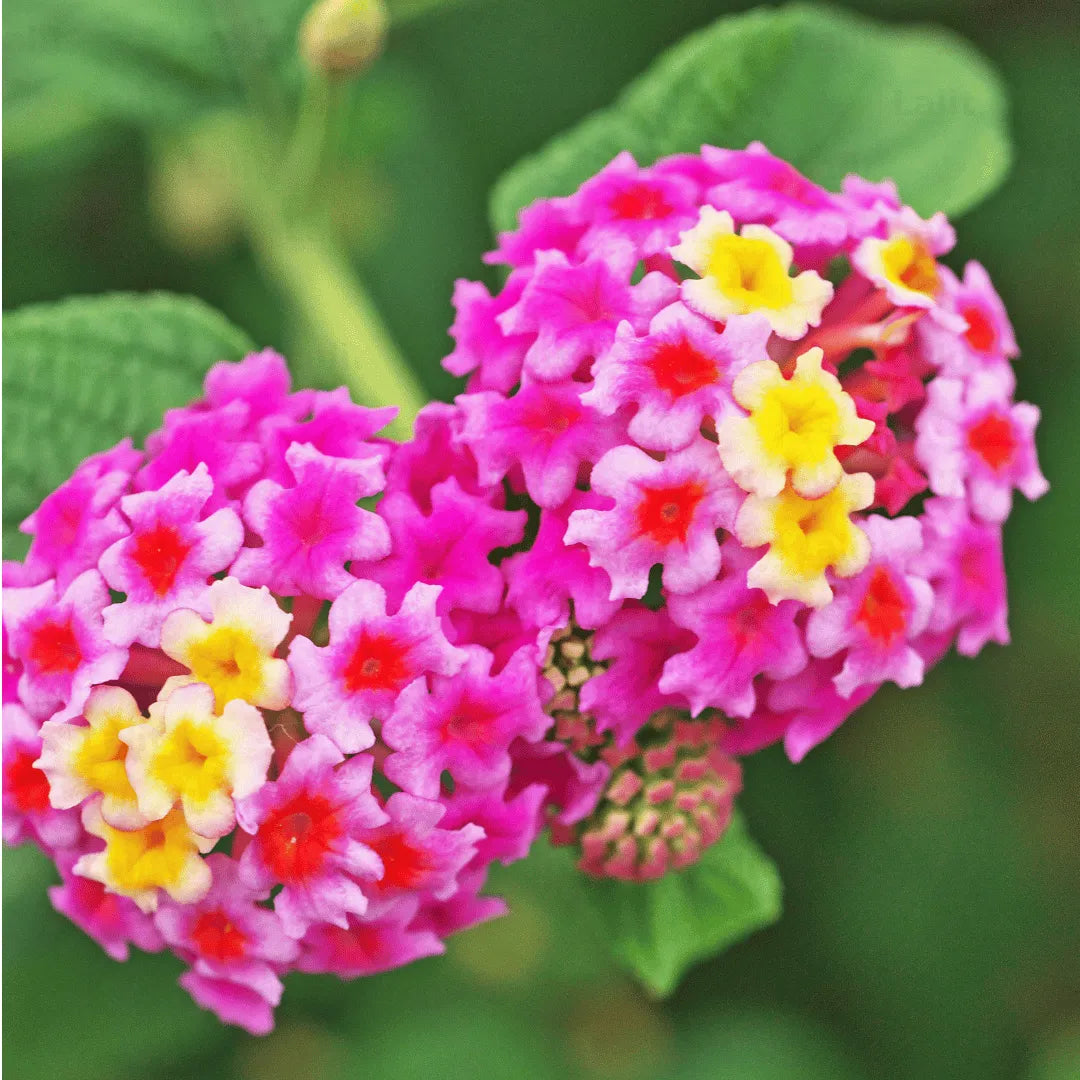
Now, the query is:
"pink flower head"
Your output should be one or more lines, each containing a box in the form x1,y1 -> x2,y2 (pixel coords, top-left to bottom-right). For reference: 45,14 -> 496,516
21,444 -> 135,588
660,541 -> 808,718
805,515 -> 934,698
3,702 -> 80,850
234,443 -> 390,599
917,497 -> 1009,657
298,896 -> 443,978
915,373 -> 1047,523
383,645 -> 550,798
352,478 -> 526,618
703,142 -> 870,247
457,380 -> 620,508
565,440 -> 742,601
498,247 -> 677,382
584,303 -> 772,452
503,491 -> 622,633
236,734 -> 387,938
100,464 -> 244,647
438,778 -> 547,868
290,579 -> 467,754
357,791 -> 485,913
573,151 -> 701,258
3,570 -> 127,721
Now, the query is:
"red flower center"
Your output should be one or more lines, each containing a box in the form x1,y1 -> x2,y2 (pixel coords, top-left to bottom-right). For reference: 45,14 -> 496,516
646,338 -> 719,398
635,482 -> 706,545
855,567 -> 908,645
27,620 -> 82,675
523,396 -> 579,438
961,305 -> 997,353
342,631 -> 411,694
131,522 -> 193,597
609,183 -> 672,221
442,698 -> 497,748
966,412 -> 1017,471
728,593 -> 773,648
368,829 -> 433,890
191,908 -> 249,963
5,748 -> 51,813
259,792 -> 341,883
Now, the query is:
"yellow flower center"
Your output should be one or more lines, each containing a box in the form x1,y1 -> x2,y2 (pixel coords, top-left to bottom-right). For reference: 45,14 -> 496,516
705,234 -> 794,311
751,379 -> 842,469
151,719 -> 230,805
880,236 -> 939,297
770,485 -> 860,578
73,713 -> 138,803
185,627 -> 266,708
104,807 -> 200,894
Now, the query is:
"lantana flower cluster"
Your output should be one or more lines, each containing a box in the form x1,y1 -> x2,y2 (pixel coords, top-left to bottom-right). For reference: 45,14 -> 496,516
2,351 -> 554,1034
439,143 -> 1046,873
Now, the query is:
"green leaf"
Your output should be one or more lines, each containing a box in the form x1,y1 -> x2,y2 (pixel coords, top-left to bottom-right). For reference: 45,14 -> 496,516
589,814 -> 782,998
491,3 -> 1011,232
2,292 -> 253,559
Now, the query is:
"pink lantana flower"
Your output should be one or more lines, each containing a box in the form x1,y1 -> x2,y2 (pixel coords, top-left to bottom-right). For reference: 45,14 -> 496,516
498,247 -> 677,382
382,645 -> 550,798
21,444 -> 136,588
138,401 -> 263,510
298,896 -> 444,978
918,497 -> 1009,657
583,303 -> 772,452
358,791 -> 485,914
289,579 -> 467,754
236,734 -> 387,938
578,606 -> 695,746
156,853 -> 298,1035
661,542 -> 808,718
353,478 -> 525,617
49,848 -> 165,961
444,272 -> 533,393
100,464 -> 244,647
3,570 -> 127,722
703,141 -> 870,246
574,151 -> 701,257
2,702 -> 80,849
439,779 -> 548,868
915,372 -> 1047,524
919,261 -> 1018,389
805,516 -> 934,698
234,443 -> 390,599
503,492 -> 622,633
457,380 -> 620,509
565,440 -> 742,600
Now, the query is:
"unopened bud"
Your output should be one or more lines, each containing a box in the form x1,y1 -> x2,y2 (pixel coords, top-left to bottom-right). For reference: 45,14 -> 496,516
300,0 -> 388,80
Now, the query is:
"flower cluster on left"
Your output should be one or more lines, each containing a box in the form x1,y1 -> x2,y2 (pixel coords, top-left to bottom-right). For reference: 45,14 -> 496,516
2,350 -> 552,1034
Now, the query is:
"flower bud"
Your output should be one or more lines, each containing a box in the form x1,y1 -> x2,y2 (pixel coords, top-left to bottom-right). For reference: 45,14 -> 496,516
299,0 -> 388,80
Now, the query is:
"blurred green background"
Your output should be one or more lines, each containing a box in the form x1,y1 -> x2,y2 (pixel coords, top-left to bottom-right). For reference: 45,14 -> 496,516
4,1 -> 1079,1078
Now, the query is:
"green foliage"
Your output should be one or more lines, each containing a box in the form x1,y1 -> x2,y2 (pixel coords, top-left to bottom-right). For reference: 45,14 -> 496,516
2,292 -> 252,558
589,815 -> 783,998
491,3 -> 1011,232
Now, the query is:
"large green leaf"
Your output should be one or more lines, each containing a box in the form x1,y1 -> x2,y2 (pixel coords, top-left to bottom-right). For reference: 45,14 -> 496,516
491,3 -> 1011,232
589,814 -> 783,998
2,292 -> 253,559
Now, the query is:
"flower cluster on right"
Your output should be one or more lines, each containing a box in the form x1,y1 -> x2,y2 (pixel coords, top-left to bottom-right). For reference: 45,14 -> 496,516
438,143 -> 1047,878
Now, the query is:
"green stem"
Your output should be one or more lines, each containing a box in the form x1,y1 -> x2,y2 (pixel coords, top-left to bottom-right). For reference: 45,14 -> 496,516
232,121 -> 425,438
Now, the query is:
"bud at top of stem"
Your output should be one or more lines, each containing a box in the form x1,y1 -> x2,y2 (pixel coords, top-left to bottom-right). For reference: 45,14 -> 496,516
300,0 -> 388,80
